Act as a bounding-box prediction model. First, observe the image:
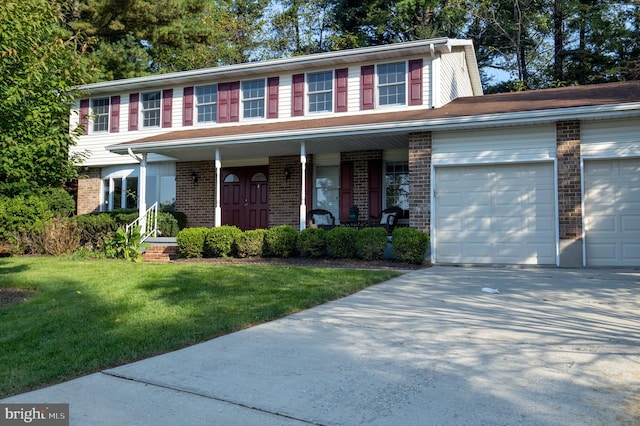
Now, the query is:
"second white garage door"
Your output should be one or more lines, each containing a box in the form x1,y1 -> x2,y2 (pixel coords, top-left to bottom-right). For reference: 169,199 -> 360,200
584,159 -> 640,266
434,163 -> 556,265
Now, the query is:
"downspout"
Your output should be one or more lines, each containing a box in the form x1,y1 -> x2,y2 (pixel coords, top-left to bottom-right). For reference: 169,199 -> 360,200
299,141 -> 307,231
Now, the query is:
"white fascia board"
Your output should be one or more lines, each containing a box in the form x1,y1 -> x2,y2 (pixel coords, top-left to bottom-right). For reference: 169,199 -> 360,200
110,102 -> 640,154
79,38 -> 464,95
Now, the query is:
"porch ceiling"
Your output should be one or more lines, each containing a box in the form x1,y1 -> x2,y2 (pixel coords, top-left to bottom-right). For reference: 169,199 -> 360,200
131,131 -> 409,162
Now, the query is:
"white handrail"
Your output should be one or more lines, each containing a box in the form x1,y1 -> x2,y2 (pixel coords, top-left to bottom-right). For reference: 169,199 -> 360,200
126,202 -> 158,242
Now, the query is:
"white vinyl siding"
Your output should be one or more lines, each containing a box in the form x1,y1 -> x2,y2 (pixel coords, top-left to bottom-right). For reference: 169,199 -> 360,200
581,119 -> 640,158
439,48 -> 473,105
434,163 -> 556,265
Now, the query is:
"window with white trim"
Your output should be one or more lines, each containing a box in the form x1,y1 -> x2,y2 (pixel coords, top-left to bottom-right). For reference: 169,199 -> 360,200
308,71 -> 333,113
91,98 -> 109,132
378,62 -> 406,106
196,85 -> 217,123
142,91 -> 161,127
384,161 -> 409,210
242,79 -> 265,119
314,166 -> 340,220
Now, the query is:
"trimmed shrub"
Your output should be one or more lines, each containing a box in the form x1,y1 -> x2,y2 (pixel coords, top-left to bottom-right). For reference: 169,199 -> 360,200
298,228 -> 327,257
391,227 -> 430,264
166,210 -> 187,230
176,227 -> 208,258
236,229 -> 266,258
356,227 -> 388,260
264,225 -> 298,258
39,188 -> 75,217
111,210 -> 138,226
205,225 -> 242,257
326,226 -> 358,259
157,212 -> 180,237
75,213 -> 118,249
0,193 -> 52,244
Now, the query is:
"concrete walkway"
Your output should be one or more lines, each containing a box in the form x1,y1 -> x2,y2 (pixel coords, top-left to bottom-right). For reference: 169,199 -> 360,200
3,267 -> 640,425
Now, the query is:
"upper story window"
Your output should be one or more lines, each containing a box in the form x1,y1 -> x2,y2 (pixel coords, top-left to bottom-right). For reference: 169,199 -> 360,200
242,79 -> 265,119
378,62 -> 406,106
91,98 -> 109,132
308,71 -> 333,113
142,91 -> 161,127
196,85 -> 217,123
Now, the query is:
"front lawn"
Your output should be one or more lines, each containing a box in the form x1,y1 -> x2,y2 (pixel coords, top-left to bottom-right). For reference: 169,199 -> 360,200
0,257 -> 400,398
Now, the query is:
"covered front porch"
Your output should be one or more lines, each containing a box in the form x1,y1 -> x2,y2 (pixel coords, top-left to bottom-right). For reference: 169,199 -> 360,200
111,125 -> 426,234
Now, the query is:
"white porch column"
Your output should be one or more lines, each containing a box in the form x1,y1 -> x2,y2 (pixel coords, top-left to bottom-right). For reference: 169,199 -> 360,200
215,149 -> 222,227
121,177 -> 127,209
138,153 -> 147,217
299,141 -> 307,231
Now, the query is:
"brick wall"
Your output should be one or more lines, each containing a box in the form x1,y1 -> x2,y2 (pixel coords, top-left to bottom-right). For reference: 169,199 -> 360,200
269,156 -> 303,228
408,131 -> 432,233
556,120 -> 582,240
176,161 -> 215,227
76,168 -> 102,215
341,150 -> 383,220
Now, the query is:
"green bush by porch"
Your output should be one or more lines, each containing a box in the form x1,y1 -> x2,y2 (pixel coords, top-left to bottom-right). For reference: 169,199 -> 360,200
391,227 -> 430,264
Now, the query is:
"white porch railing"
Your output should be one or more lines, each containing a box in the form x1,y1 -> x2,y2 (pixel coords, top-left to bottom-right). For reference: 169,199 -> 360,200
126,202 -> 158,242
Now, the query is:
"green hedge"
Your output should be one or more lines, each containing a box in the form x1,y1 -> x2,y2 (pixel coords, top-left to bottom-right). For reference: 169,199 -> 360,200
298,228 -> 327,257
236,229 -> 266,258
264,225 -> 298,257
326,227 -> 357,259
356,227 -> 388,260
205,225 -> 242,257
391,227 -> 429,264
176,227 -> 208,258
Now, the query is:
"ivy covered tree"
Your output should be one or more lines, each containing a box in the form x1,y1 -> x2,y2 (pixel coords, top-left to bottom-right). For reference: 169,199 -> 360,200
0,0 -> 89,196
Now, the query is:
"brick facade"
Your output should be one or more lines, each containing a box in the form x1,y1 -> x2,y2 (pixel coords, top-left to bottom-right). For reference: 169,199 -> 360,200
408,131 -> 432,233
556,120 -> 582,240
176,161 -> 215,227
269,156 -> 304,228
76,168 -> 102,215
341,150 -> 383,220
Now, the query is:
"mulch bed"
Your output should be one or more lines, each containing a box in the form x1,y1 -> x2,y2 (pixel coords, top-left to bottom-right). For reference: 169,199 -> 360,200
0,288 -> 35,308
175,256 -> 430,271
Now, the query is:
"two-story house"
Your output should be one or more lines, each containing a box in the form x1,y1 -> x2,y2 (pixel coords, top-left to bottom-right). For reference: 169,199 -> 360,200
71,37 -> 640,267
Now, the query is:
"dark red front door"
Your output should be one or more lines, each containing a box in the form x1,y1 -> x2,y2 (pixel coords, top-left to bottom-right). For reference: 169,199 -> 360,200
222,167 -> 268,230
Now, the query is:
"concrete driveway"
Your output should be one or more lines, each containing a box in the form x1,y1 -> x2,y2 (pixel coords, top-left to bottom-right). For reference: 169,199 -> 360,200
3,266 -> 639,425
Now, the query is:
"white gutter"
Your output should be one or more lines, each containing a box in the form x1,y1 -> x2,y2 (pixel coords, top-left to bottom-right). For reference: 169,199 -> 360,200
108,102 -> 640,154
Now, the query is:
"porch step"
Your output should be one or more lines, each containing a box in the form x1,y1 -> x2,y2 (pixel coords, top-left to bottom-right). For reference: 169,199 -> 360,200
142,245 -> 178,263
143,238 -> 178,262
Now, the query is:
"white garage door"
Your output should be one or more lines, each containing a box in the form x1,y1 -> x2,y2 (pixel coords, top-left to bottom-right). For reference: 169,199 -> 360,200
435,163 -> 556,264
584,159 -> 640,266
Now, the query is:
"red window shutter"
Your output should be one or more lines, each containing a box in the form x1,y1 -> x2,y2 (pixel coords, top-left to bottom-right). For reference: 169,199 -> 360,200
128,93 -> 139,131
162,89 -> 173,128
368,159 -> 383,220
229,82 -> 240,122
218,82 -> 240,123
360,65 -> 374,110
79,99 -> 89,134
292,73 -> 304,116
110,96 -> 120,133
267,77 -> 279,119
335,68 -> 348,113
339,161 -> 354,222
183,86 -> 194,126
409,59 -> 423,106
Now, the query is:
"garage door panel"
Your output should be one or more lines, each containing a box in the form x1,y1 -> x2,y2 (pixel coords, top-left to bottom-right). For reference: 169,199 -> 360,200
585,158 -> 640,266
435,163 -> 556,265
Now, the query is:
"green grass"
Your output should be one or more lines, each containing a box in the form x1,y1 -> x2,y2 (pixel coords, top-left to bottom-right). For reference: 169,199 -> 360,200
0,257 -> 400,398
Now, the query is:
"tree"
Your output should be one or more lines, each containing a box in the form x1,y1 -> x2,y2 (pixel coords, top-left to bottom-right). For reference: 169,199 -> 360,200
0,0 -> 89,196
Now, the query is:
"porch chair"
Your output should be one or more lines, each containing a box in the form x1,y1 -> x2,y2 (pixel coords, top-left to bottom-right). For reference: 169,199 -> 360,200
369,206 -> 403,235
308,209 -> 336,230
